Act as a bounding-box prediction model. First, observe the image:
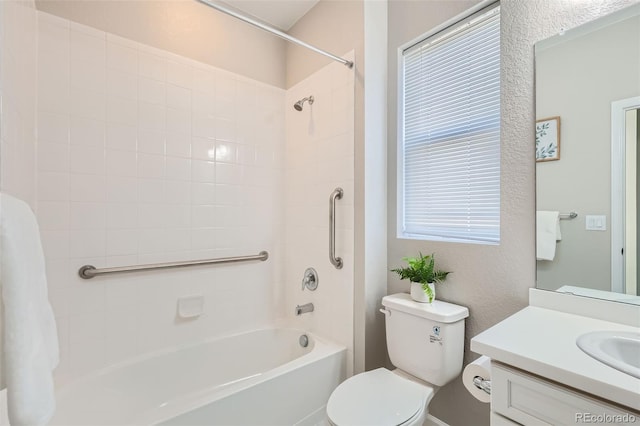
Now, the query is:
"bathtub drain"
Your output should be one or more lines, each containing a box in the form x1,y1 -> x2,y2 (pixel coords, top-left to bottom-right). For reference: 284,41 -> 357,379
299,334 -> 309,348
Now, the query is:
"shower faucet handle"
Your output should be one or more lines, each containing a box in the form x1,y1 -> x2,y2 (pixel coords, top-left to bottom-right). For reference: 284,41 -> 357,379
301,267 -> 318,291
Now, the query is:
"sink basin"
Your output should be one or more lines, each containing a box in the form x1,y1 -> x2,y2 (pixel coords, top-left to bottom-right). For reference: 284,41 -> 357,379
576,331 -> 640,379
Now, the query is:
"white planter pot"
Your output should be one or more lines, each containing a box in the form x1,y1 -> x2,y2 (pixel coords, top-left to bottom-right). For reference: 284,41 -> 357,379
410,282 -> 435,303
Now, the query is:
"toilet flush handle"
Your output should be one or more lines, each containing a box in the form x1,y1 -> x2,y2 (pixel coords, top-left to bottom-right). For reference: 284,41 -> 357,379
379,308 -> 390,316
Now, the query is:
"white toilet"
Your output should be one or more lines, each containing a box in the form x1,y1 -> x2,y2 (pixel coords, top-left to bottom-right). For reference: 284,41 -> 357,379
327,293 -> 469,426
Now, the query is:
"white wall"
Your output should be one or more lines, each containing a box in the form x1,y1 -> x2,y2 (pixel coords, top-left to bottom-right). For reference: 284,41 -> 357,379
284,55 -> 355,376
536,14 -> 640,291
0,0 -> 38,208
0,1 -> 38,421
387,1 -> 639,425
36,12 -> 286,384
34,0 -> 287,88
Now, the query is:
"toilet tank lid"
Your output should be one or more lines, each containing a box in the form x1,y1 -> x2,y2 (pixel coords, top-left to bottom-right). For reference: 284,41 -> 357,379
382,293 -> 469,323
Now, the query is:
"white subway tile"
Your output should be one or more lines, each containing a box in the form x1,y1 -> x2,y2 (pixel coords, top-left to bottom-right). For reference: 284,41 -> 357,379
191,160 -> 215,183
69,174 -> 106,203
38,111 -> 69,145
138,179 -> 164,203
191,137 -> 215,161
166,84 -> 191,110
138,129 -> 165,155
138,153 -> 165,179
70,116 -> 105,148
215,162 -> 241,185
69,145 -> 105,175
106,202 -> 138,229
70,88 -> 105,121
191,183 -> 215,205
106,124 -> 137,151
191,205 -> 216,228
165,180 -> 191,204
166,108 -> 190,135
138,51 -> 166,82
107,69 -> 138,100
166,60 -> 192,89
37,201 -> 70,230
138,204 -> 165,228
138,228 -> 165,254
106,149 -> 138,177
106,176 -> 138,204
138,102 -> 165,131
107,96 -> 138,126
106,229 -> 138,256
165,157 -> 191,181
215,118 -> 235,142
163,204 -> 191,228
69,229 -> 106,258
139,77 -> 165,105
69,312 -> 106,345
193,68 -> 215,94
106,42 -> 138,74
38,172 -> 70,201
192,113 -> 215,139
214,141 -> 237,163
40,230 -> 70,260
69,202 -> 106,230
38,143 -> 69,173
166,132 -> 191,158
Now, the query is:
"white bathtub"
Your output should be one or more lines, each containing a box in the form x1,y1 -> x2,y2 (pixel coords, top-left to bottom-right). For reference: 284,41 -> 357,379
50,328 -> 346,425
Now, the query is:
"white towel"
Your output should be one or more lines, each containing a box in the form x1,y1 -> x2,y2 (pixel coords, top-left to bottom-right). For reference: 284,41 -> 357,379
536,210 -> 562,261
0,193 -> 59,425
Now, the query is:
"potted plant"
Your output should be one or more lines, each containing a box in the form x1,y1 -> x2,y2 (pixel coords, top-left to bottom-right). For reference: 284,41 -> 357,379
391,253 -> 450,303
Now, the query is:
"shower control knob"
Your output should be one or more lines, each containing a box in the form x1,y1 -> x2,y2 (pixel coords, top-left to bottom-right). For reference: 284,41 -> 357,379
301,267 -> 319,291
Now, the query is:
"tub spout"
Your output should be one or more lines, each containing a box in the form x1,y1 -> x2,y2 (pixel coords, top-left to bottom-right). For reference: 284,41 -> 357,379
295,303 -> 314,316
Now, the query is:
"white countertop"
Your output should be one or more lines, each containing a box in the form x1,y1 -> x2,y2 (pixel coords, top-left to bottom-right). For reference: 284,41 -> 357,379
471,306 -> 640,410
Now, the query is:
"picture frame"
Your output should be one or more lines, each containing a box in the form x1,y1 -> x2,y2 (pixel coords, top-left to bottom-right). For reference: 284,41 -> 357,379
535,116 -> 561,162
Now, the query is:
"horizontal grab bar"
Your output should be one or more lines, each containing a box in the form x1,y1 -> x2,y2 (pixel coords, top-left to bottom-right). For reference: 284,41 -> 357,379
78,251 -> 269,279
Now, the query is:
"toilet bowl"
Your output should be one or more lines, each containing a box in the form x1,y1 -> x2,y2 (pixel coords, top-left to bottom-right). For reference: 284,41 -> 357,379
327,368 -> 434,426
326,293 -> 469,426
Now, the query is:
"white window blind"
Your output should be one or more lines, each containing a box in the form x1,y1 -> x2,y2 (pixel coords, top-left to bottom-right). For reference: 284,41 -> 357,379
400,5 -> 500,244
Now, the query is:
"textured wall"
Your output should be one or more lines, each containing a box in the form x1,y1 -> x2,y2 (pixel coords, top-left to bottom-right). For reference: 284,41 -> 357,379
387,1 -> 638,425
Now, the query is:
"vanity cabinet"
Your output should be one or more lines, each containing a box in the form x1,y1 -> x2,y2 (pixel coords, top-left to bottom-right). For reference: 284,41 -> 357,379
491,363 -> 638,425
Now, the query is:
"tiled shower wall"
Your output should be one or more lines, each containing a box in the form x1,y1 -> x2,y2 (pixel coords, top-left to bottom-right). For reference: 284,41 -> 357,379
36,12 -> 286,383
0,0 -> 38,208
285,55 -> 355,375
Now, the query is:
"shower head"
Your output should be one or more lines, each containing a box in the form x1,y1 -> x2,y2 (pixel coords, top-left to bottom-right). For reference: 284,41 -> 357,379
294,96 -> 314,111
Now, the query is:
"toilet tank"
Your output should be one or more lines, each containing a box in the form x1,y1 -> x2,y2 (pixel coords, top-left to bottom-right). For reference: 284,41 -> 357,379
381,293 -> 469,387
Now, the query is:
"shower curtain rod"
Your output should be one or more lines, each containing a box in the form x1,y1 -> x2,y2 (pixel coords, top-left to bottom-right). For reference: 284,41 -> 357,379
195,0 -> 354,69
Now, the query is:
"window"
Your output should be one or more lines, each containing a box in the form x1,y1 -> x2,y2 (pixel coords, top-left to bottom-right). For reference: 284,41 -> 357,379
399,4 -> 500,244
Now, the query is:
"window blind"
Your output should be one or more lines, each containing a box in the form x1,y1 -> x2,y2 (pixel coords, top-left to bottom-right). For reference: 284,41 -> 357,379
400,5 -> 500,244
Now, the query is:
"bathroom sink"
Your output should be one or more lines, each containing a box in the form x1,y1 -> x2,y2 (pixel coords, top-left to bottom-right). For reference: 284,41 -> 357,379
576,331 -> 640,379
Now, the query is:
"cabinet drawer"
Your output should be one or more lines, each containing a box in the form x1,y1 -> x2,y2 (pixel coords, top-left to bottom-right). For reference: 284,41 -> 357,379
492,364 -> 636,425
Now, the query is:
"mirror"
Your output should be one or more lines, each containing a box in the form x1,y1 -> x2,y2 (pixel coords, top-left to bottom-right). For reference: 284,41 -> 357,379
535,3 -> 640,304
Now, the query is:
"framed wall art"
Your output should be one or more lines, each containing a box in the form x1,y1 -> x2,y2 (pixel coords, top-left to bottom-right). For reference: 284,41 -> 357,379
536,116 -> 561,162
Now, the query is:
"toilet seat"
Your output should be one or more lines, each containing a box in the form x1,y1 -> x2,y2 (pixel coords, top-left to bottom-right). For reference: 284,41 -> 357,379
326,368 -> 433,426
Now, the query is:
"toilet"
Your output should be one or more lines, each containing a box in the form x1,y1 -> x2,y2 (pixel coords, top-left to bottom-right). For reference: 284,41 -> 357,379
327,293 -> 469,426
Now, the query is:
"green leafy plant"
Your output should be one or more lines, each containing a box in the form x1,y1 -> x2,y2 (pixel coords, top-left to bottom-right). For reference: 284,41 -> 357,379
391,253 -> 450,299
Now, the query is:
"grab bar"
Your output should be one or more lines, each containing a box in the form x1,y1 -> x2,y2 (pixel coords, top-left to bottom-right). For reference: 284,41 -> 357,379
329,188 -> 343,269
78,251 -> 269,279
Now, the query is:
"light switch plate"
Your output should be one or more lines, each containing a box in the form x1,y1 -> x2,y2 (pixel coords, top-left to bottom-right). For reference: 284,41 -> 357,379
585,215 -> 607,231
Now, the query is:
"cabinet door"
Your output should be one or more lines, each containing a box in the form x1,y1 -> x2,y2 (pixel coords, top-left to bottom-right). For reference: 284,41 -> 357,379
492,364 -> 637,425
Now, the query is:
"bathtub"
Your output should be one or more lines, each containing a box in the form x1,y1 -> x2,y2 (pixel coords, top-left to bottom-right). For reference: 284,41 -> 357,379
50,328 -> 346,425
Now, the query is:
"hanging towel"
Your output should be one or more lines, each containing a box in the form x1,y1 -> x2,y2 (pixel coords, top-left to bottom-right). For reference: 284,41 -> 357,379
536,210 -> 562,261
0,193 -> 59,425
